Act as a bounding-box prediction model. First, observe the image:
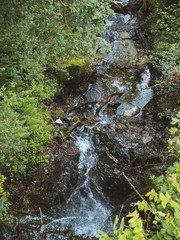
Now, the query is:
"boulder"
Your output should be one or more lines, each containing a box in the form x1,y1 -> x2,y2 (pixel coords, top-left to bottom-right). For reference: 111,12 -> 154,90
105,32 -> 138,69
124,105 -> 140,117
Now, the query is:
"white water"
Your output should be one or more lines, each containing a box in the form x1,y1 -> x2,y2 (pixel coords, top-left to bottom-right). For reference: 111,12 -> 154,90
20,130 -> 113,238
44,132 -> 113,238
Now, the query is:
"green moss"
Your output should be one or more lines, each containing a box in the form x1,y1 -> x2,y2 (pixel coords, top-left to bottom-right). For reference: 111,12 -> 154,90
62,57 -> 89,68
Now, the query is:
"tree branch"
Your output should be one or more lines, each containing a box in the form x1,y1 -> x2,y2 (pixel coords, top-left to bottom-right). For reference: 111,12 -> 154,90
96,92 -> 124,116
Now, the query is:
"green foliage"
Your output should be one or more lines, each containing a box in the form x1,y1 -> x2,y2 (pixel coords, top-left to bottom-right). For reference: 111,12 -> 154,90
168,112 -> 180,158
144,1 -> 180,92
0,174 -> 13,221
0,85 -> 53,178
99,162 -> 180,239
0,0 -> 113,221
0,0 -> 113,86
99,111 -> 180,239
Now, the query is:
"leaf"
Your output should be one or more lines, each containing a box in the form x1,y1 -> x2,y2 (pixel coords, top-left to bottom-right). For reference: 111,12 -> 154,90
119,217 -> 125,231
169,127 -> 178,134
113,216 -> 119,234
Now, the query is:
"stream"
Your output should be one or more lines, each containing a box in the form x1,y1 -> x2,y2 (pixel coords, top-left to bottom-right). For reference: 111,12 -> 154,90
16,1 -> 166,239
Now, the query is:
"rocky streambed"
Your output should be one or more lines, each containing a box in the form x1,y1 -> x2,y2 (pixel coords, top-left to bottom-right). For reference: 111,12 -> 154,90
0,1 -> 173,240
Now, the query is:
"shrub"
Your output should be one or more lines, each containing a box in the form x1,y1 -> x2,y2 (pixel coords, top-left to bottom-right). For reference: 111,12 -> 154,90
0,174 -> 13,221
144,1 -> 180,92
0,85 -> 53,178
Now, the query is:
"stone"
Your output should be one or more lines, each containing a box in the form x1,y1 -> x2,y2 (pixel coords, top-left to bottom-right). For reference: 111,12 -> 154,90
120,32 -> 131,39
141,134 -> 153,144
110,1 -> 123,13
55,118 -> 64,125
124,106 -> 140,117
104,32 -> 138,69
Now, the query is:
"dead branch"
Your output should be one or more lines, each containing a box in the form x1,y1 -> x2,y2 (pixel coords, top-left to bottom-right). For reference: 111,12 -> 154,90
109,0 -> 145,15
38,207 -> 44,240
122,172 -> 165,224
96,92 -> 124,116
66,121 -> 82,136
96,72 -> 112,79
68,101 -> 98,113
60,0 -> 68,25
39,207 -> 43,231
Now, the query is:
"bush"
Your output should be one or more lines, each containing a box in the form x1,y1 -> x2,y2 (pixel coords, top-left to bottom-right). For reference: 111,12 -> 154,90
0,174 -> 13,221
0,0 -> 113,86
0,85 -> 53,178
144,1 -> 180,92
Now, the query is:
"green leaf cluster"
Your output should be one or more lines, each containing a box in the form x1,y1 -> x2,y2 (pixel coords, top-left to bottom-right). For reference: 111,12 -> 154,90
99,162 -> 180,239
0,174 -> 13,221
0,85 -> 53,178
0,0 -> 113,86
168,112 -> 180,157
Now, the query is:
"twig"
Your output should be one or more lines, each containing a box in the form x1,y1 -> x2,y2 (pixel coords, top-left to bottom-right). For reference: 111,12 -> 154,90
38,207 -> 44,240
141,81 -> 165,90
39,207 -> 43,232
122,172 -> 165,224
118,204 -> 124,219
96,92 -> 124,116
68,101 -> 98,113
66,121 -> 82,136
60,0 -> 68,25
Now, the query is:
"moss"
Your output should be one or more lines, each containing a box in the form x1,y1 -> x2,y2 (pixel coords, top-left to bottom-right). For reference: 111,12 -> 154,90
62,57 -> 89,68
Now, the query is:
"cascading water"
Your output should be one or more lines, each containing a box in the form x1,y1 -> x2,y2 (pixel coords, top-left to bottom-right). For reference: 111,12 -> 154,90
21,127 -> 113,238
44,130 -> 113,238
20,1 -> 154,238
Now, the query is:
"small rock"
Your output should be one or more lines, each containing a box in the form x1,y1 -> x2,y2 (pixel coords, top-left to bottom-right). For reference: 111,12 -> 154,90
120,32 -> 131,39
141,134 -> 153,144
55,118 -> 64,125
124,106 -> 140,117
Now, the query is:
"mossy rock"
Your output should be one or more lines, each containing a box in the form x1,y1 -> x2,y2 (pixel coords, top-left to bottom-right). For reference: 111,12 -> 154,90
55,57 -> 95,88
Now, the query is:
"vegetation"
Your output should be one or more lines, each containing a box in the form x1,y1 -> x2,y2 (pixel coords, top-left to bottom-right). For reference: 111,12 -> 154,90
99,112 -> 180,239
0,0 -> 113,221
0,174 -> 12,221
0,0 -> 179,232
0,0 -> 113,88
144,0 -> 180,92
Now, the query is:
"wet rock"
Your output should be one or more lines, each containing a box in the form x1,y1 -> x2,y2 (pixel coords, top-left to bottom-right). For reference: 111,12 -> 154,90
141,134 -> 153,144
0,222 -> 77,240
90,116 -> 168,206
0,223 -> 18,240
105,32 -> 138,69
110,1 -> 122,13
56,64 -> 95,95
124,105 -> 140,117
